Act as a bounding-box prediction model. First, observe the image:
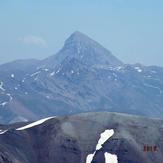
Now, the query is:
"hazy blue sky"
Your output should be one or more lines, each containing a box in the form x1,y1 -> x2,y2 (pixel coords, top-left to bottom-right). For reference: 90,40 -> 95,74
0,0 -> 163,66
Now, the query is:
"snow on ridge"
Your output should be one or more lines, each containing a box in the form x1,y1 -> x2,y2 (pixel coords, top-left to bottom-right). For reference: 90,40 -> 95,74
86,129 -> 118,163
16,117 -> 55,130
0,130 -> 8,135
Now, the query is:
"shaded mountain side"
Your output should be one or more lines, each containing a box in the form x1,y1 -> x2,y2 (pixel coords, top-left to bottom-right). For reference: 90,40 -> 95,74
0,112 -> 162,163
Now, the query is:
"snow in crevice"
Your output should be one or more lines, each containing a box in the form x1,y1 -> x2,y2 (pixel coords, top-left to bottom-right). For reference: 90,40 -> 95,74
16,117 -> 55,130
143,83 -> 163,94
0,82 -> 5,91
0,93 -> 13,107
86,129 -> 118,163
6,93 -> 13,101
30,71 -> 41,77
77,43 -> 81,54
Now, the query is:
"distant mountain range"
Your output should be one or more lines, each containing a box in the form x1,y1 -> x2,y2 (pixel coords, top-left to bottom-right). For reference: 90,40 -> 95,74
0,31 -> 163,123
0,112 -> 162,163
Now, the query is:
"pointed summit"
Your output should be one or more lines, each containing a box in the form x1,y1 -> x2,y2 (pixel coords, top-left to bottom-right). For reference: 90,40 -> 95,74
68,31 -> 86,38
44,31 -> 123,67
64,31 -> 97,48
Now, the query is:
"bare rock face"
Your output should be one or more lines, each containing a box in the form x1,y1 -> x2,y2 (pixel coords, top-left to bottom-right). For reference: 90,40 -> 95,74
0,112 -> 162,163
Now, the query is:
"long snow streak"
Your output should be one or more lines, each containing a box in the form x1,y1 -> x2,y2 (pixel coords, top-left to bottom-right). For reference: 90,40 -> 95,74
16,117 -> 54,130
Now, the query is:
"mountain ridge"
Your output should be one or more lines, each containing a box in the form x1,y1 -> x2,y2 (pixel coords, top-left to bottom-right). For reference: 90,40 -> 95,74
0,31 -> 163,123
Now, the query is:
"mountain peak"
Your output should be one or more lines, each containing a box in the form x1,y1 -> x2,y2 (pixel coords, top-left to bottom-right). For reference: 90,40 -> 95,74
64,31 -> 95,47
44,31 -> 123,67
70,31 -> 86,37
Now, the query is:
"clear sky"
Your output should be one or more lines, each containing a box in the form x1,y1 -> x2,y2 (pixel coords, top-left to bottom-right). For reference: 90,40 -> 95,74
0,0 -> 163,66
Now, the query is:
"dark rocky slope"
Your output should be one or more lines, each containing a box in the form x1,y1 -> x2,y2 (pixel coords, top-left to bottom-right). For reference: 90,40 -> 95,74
0,112 -> 162,163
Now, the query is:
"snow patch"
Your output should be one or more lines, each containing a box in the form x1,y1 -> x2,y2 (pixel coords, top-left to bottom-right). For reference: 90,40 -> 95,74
86,129 -> 118,163
71,70 -> 74,74
116,66 -> 123,71
96,129 -> 114,150
16,117 -> 54,130
56,69 -> 60,74
44,68 -> 49,72
134,67 -> 142,72
46,95 -> 50,99
105,152 -> 118,163
50,71 -> 55,76
0,101 -> 8,107
14,87 -> 18,90
22,78 -> 25,83
86,153 -> 95,163
11,74 -> 15,78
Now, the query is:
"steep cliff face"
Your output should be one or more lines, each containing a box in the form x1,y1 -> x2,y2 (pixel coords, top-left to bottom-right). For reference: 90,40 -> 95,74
0,112 -> 162,163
